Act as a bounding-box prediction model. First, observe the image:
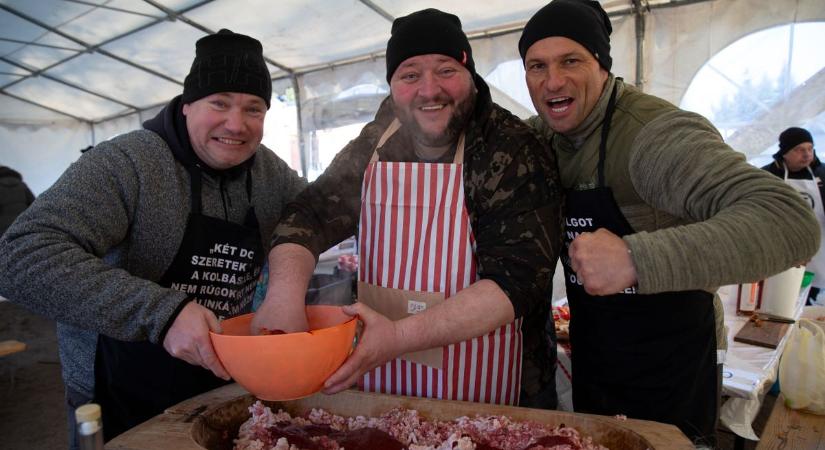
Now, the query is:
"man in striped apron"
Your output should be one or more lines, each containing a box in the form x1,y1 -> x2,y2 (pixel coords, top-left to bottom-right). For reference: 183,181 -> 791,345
254,9 -> 563,408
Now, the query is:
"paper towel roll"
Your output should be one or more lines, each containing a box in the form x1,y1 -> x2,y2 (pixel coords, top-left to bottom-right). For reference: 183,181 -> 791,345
759,266 -> 805,318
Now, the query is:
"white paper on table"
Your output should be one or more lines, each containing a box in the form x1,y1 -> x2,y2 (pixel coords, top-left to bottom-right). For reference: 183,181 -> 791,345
721,365 -> 762,398
721,397 -> 763,441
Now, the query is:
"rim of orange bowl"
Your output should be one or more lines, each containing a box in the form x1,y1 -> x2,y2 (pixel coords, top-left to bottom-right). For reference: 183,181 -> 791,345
208,313 -> 357,339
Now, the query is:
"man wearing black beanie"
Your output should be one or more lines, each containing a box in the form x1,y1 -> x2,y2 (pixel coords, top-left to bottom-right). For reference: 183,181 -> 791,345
762,127 -> 825,305
0,29 -> 306,447
255,8 -> 563,413
519,0 -> 819,445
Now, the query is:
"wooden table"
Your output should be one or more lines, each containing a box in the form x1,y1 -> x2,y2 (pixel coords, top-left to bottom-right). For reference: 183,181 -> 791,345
106,383 -> 694,449
756,394 -> 825,450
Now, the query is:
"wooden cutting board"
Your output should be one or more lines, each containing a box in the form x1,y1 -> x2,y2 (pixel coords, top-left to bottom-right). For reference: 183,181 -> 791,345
734,319 -> 789,349
106,383 -> 694,450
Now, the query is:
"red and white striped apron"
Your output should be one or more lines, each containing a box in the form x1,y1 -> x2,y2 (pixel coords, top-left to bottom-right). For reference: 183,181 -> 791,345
357,119 -> 523,405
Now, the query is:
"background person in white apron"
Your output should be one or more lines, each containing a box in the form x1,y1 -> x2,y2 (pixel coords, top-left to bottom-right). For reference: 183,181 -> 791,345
762,127 -> 825,305
254,8 -> 563,408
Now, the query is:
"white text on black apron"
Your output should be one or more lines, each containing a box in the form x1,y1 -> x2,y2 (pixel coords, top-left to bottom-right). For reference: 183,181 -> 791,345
563,216 -> 637,295
169,241 -> 259,319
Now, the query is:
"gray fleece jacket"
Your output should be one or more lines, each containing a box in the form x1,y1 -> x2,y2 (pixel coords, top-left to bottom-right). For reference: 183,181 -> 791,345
534,76 -> 819,291
529,76 -> 820,350
0,128 -> 305,396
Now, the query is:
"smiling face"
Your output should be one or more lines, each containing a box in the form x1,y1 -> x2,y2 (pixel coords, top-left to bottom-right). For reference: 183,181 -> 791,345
524,36 -> 608,134
390,54 -> 476,158
182,92 -> 266,170
783,142 -> 815,172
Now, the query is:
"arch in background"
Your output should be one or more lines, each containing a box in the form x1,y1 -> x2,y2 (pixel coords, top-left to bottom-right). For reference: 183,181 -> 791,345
680,21 -> 825,162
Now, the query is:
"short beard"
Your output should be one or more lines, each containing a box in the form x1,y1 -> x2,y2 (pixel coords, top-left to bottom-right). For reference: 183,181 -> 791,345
394,91 -> 477,149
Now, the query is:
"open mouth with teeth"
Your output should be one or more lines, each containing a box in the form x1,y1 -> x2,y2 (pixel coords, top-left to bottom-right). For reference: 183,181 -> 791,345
546,97 -> 573,113
214,137 -> 244,145
419,104 -> 446,111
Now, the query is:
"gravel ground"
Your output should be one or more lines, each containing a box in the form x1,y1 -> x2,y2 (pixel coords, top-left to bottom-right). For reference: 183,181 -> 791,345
1,301 -> 68,450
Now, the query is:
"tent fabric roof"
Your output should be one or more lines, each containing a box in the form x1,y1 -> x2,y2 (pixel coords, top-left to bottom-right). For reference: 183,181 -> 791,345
0,0 -> 678,124
0,0 -> 542,123
2,0 -> 825,195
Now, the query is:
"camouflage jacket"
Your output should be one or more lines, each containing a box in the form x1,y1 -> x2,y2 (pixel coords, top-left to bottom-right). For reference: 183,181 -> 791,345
273,76 -> 563,405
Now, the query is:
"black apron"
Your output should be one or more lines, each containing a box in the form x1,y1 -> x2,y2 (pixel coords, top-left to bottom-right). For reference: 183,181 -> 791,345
95,167 -> 264,441
561,85 -> 717,445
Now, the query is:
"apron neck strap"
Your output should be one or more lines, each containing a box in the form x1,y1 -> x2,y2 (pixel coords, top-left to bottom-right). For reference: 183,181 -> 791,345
370,118 -> 466,164
245,167 -> 253,200
453,133 -> 466,164
370,119 -> 402,164
783,162 -> 816,180
186,165 -> 254,216
188,165 -> 203,214
597,83 -> 619,188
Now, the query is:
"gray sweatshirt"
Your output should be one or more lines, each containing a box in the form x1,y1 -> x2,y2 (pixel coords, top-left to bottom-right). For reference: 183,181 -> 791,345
0,129 -> 305,395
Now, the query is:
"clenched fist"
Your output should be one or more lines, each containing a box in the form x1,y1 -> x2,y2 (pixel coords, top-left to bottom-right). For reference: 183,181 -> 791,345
569,228 -> 638,296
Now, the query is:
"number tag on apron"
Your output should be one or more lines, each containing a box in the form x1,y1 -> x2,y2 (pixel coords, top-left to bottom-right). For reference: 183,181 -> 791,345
358,280 -> 445,368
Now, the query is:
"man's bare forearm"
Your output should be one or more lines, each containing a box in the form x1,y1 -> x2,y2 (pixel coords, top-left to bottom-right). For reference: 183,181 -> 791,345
393,279 -> 515,354
250,243 -> 316,333
323,278 -> 516,393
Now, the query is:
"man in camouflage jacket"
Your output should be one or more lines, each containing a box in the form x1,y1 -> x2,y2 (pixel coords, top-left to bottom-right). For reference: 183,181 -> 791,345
254,9 -> 563,408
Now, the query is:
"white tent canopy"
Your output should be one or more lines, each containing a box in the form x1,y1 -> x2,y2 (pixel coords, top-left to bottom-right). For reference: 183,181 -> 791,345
2,0 -> 824,194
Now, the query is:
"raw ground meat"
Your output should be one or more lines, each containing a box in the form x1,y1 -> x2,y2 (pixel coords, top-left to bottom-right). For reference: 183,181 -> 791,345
234,401 -> 609,450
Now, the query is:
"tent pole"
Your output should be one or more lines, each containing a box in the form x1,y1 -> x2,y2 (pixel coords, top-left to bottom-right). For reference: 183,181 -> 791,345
782,22 -> 796,98
358,0 -> 394,22
291,75 -> 308,179
0,90 -> 85,122
0,3 -> 183,86
633,0 -> 648,90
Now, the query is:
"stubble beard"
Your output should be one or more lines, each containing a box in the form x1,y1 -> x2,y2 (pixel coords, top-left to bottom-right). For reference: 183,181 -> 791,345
396,92 -> 476,150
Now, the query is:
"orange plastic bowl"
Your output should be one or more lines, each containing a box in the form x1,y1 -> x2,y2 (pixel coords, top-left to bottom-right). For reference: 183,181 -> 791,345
210,305 -> 357,401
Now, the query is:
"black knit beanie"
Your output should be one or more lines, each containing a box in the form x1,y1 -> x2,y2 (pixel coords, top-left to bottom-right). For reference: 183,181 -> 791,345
385,9 -> 475,83
775,127 -> 814,158
182,29 -> 272,108
518,0 -> 613,72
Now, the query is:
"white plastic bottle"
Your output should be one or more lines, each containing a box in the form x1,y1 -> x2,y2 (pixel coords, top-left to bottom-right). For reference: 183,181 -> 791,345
75,403 -> 104,450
